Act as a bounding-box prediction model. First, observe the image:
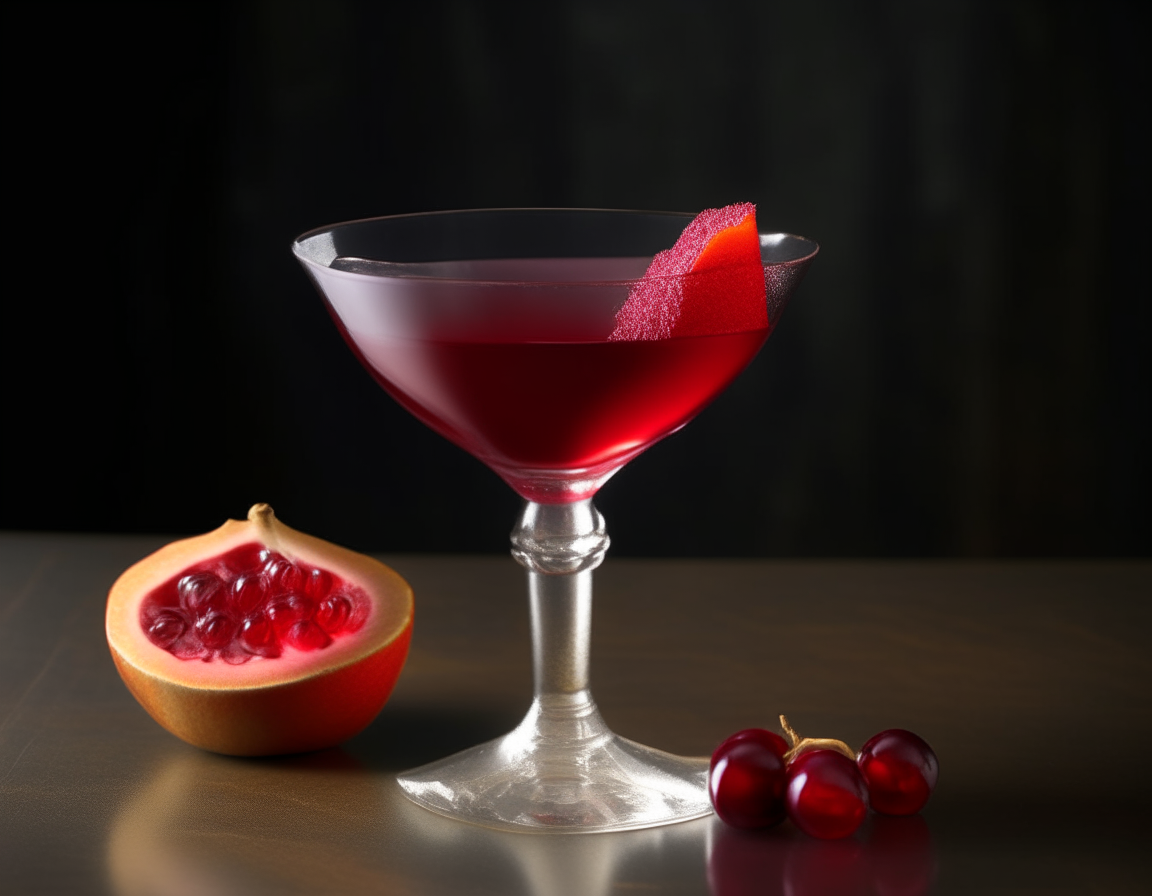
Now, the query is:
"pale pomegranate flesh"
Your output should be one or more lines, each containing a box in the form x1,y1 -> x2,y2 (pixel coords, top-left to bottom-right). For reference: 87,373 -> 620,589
139,543 -> 369,663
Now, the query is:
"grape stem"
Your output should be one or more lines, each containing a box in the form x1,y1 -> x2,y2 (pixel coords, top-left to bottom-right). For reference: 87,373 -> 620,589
779,714 -> 856,763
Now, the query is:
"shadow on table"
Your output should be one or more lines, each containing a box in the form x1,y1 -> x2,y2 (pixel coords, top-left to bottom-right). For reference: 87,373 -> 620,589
343,702 -> 527,771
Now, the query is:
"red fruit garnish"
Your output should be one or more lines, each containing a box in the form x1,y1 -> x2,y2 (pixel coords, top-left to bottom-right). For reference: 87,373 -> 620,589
857,729 -> 939,816
709,728 -> 790,829
610,203 -> 767,341
786,749 -> 869,840
105,504 -> 414,755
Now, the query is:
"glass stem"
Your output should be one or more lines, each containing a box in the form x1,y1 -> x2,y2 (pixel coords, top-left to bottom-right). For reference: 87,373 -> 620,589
511,500 -> 609,717
528,567 -> 591,700
398,495 -> 712,830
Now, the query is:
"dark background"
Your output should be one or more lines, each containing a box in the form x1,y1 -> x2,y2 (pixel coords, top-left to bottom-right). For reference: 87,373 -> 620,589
7,0 -> 1148,557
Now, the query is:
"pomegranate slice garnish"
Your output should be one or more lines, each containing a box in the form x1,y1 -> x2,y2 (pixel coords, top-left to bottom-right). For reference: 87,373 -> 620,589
610,203 -> 767,341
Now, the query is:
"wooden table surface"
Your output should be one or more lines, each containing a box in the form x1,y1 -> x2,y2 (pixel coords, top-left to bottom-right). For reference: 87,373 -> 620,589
2,532 -> 1149,895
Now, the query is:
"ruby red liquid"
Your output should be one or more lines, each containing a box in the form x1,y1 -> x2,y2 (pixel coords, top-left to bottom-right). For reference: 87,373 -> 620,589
344,327 -> 769,502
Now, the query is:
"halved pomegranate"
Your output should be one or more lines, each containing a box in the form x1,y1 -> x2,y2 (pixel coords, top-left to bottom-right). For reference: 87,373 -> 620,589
106,504 -> 413,756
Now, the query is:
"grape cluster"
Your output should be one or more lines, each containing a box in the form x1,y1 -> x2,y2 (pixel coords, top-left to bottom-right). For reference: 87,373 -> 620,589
139,542 -> 368,664
709,717 -> 938,839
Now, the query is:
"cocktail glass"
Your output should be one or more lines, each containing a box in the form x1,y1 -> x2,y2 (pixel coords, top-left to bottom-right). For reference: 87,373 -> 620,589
294,209 -> 816,833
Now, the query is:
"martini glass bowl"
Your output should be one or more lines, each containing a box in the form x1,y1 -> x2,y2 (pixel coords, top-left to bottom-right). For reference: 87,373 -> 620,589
294,209 -> 816,833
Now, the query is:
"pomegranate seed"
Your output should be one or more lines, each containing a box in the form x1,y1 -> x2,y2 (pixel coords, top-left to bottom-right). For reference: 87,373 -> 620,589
231,573 -> 269,615
266,594 -> 316,635
316,594 -> 352,634
345,589 -> 370,633
144,608 -> 189,649
284,620 -> 332,651
305,567 -> 333,601
240,614 -> 281,658
195,612 -> 239,650
177,573 -> 224,616
265,558 -> 304,593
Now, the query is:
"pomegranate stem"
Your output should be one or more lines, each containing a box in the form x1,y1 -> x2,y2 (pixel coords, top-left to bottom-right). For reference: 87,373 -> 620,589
247,503 -> 282,552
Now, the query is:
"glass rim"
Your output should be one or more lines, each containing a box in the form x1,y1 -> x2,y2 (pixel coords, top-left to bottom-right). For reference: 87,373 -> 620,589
292,207 -> 819,286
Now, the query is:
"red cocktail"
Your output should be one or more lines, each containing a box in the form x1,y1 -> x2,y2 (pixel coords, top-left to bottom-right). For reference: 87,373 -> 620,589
295,209 -> 816,832
321,253 -> 773,501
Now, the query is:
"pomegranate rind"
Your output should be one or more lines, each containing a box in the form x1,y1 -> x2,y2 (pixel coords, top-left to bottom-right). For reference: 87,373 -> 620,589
106,507 -> 413,756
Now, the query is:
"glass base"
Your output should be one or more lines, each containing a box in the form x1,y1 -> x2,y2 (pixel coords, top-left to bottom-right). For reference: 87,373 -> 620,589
396,693 -> 711,833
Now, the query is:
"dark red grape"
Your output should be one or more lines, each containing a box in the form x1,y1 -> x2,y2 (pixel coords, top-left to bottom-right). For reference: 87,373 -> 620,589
857,729 -> 938,816
709,728 -> 789,829
786,749 -> 868,839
